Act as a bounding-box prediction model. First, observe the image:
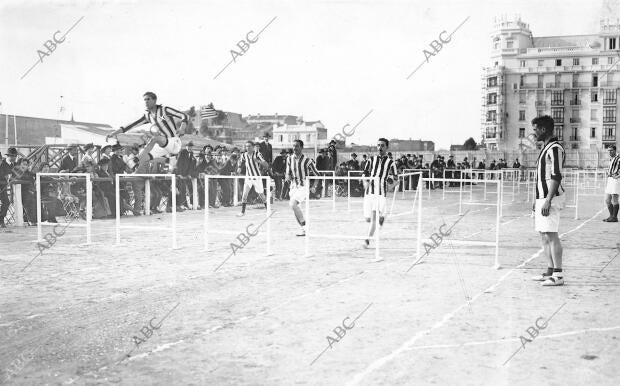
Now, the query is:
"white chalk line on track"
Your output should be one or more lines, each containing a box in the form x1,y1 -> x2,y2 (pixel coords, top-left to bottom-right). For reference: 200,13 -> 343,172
346,208 -> 604,386
406,325 -> 620,351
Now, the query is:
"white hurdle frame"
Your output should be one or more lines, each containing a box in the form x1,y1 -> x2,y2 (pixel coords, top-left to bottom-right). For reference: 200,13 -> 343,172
305,175 -> 381,260
563,170 -> 605,220
416,176 -> 501,269
204,175 -> 272,255
36,173 -> 92,244
347,170 -> 364,211
116,174 -> 177,249
317,170 -> 336,211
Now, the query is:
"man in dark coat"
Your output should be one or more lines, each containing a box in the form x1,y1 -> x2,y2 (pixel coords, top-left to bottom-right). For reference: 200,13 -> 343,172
272,149 -> 287,200
0,147 -> 19,227
59,146 -> 79,172
259,132 -> 273,165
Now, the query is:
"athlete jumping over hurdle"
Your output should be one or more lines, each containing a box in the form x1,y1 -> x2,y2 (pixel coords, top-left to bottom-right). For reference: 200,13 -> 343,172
286,139 -> 319,236
603,145 -> 620,222
106,92 -> 207,170
362,137 -> 398,262
237,141 -> 269,217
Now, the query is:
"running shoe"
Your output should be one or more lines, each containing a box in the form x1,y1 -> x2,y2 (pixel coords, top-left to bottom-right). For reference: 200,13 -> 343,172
531,273 -> 552,281
541,276 -> 564,286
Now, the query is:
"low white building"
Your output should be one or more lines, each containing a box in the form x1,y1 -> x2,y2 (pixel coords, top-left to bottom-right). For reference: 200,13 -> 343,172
272,119 -> 329,151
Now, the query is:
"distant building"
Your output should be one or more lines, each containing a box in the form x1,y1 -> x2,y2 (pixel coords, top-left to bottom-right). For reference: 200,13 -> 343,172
481,15 -> 620,151
388,139 -> 435,151
245,114 -> 299,126
272,118 -> 328,150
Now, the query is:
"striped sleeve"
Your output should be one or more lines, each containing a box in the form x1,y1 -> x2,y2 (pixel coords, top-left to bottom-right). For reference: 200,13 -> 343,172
121,115 -> 148,133
307,158 -> 319,176
285,156 -> 291,180
164,106 -> 189,123
547,145 -> 563,182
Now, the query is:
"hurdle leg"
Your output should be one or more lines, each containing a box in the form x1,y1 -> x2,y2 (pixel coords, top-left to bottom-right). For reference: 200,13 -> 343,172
172,177 -> 178,249
192,178 -> 199,210
86,175 -> 92,244
204,176 -> 209,251
115,175 -> 120,245
332,175 -> 336,211
36,174 -> 42,241
266,176 -> 272,256
13,184 -> 23,226
305,179 -> 310,257
458,178 -> 463,215
494,179 -> 501,270
145,180 -> 151,215
416,177 -> 423,262
347,178 -> 351,212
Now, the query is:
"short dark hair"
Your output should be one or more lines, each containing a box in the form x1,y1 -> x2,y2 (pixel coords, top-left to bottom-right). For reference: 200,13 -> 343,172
378,137 -> 389,147
531,115 -> 554,134
246,140 -> 254,146
609,144 -> 617,150
294,139 -> 304,148
143,91 -> 157,100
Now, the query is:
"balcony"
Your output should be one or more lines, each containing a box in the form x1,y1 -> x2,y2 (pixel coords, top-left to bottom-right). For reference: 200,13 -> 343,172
485,133 -> 497,139
535,100 -> 546,107
603,116 -> 617,123
545,82 -> 571,89
603,99 -> 617,105
551,100 -> 564,106
569,117 -> 580,123
569,135 -> 580,141
603,135 -> 617,141
569,100 -> 581,105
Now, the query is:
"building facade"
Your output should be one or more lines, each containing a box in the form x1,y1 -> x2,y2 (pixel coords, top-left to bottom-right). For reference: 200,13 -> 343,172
271,118 -> 328,150
481,17 -> 620,151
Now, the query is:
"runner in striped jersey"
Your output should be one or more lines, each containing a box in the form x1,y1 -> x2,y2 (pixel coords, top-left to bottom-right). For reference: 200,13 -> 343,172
237,141 -> 268,216
286,139 -> 319,236
106,92 -> 192,169
604,144 -> 620,222
362,138 -> 398,261
530,115 -> 566,286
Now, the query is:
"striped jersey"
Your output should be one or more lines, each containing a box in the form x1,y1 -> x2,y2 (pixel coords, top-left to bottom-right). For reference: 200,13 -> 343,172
242,151 -> 266,177
363,155 -> 398,196
607,154 -> 620,177
535,137 -> 565,199
122,104 -> 188,139
286,153 -> 319,187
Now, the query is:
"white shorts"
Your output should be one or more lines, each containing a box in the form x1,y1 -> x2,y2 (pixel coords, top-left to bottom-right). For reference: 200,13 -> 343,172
605,177 -> 620,195
363,194 -> 387,219
534,194 -> 565,233
289,185 -> 308,203
150,136 -> 182,159
243,177 -> 265,195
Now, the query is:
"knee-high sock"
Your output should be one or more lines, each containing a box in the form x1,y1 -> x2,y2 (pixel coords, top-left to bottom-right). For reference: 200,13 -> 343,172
614,204 -> 619,218
608,203 -> 615,217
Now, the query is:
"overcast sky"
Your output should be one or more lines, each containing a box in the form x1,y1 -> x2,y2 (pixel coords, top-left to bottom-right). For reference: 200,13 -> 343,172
0,0 -> 611,149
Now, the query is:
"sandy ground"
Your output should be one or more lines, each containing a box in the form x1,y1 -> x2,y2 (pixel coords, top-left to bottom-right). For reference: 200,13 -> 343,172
1,180 -> 619,385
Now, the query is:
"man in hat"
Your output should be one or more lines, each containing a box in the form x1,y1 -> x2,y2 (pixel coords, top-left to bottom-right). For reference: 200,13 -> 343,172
603,144 -> 620,222
0,147 -> 19,227
100,145 -> 113,161
347,153 -> 360,170
259,132 -> 273,165
59,145 -> 79,173
446,155 -> 456,186
272,149 -> 288,200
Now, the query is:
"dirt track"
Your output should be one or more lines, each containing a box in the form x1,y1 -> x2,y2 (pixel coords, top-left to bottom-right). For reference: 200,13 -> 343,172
1,186 -> 619,385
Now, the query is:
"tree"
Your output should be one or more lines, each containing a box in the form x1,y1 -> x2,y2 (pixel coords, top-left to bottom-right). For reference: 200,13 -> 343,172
463,137 -> 477,150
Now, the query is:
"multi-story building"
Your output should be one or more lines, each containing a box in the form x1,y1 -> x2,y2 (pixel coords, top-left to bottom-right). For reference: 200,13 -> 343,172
271,118 -> 328,151
481,16 -> 620,151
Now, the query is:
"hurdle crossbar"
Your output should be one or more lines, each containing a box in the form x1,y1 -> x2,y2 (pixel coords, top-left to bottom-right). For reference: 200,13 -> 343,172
36,172 -> 92,244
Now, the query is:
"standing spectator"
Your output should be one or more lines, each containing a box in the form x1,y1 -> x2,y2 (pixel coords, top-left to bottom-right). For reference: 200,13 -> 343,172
59,146 -> 78,172
346,153 -> 360,170
513,158 -> 521,168
0,148 -> 19,227
360,154 -> 369,171
272,149 -> 287,200
446,155 -> 456,186
219,152 -> 238,206
259,132 -> 273,165
80,143 -> 96,166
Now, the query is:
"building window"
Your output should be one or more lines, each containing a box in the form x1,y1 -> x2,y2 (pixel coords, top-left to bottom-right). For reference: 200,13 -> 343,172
486,110 -> 497,122
485,127 -> 497,138
556,59 -> 562,66
494,42 -> 499,50
306,134 -> 311,142
591,127 -> 596,138
519,75 -> 524,87
551,108 -> 564,121
519,90 -> 526,104
592,90 -> 599,102
520,60 -> 526,67
603,125 -> 616,141
609,57 -> 614,64
611,38 -> 617,50
487,93 -> 497,105
604,106 -> 616,122
593,74 -> 598,87
519,128 -> 525,138
591,109 -> 598,120
604,89 -> 616,104
554,125 -> 564,140
571,127 -> 578,140
573,58 -> 580,66
487,76 -> 497,87
519,110 -> 526,121
593,57 -> 599,65
537,109 -> 543,117
507,41 -> 513,48
279,135 -> 283,142
551,91 -> 564,105
538,59 -> 544,66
